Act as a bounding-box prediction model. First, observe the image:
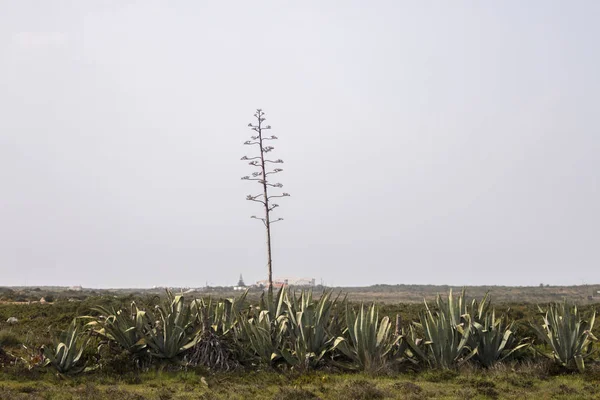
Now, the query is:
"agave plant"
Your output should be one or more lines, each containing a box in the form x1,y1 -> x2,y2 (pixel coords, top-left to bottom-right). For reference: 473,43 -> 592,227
141,292 -> 200,360
332,303 -> 400,372
233,287 -> 291,366
85,302 -> 147,355
405,294 -> 476,369
186,292 -> 248,370
280,290 -> 341,370
471,309 -> 529,367
236,309 -> 288,366
440,290 -> 528,367
531,301 -> 597,372
192,290 -> 248,336
42,318 -> 88,374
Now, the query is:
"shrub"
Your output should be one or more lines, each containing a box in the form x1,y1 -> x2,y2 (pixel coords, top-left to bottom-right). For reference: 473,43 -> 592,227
0,330 -> 21,347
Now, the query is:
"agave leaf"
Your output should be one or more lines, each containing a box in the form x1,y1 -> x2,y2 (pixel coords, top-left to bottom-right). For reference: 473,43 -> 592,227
459,346 -> 478,366
574,355 -> 585,373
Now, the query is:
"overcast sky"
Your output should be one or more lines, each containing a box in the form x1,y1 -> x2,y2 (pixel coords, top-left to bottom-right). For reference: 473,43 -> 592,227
0,1 -> 598,288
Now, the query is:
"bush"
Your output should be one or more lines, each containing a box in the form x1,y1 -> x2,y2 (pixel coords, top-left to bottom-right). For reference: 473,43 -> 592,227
97,347 -> 143,375
0,330 -> 21,347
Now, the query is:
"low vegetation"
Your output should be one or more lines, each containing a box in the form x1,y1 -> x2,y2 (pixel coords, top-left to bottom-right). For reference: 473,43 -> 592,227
531,301 -> 597,372
333,303 -> 400,372
1,286 -> 600,398
41,318 -> 88,374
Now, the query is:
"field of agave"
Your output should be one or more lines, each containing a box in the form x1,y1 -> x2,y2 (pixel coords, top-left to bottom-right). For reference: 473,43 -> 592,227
2,288 -> 596,378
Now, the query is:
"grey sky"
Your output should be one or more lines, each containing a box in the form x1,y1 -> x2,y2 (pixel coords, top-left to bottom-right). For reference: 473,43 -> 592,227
1,1 -> 598,288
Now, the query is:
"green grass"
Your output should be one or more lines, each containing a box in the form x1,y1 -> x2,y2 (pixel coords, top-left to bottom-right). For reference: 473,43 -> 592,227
0,367 -> 598,399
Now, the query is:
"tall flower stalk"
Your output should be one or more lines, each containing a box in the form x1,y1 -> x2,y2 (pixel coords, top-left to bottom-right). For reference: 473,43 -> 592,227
241,109 -> 289,294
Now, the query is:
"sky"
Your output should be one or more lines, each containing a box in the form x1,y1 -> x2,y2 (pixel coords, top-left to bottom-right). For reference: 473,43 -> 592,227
0,1 -> 598,288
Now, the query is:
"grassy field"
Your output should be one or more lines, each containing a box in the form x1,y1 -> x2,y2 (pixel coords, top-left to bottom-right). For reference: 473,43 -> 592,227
1,285 -> 600,399
0,366 -> 599,399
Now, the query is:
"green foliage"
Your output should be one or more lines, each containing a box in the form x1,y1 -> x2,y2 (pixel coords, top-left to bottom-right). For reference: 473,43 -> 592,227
405,290 -> 528,369
192,290 -> 248,336
332,303 -> 400,372
96,347 -> 141,375
471,309 -> 530,367
86,302 -> 147,355
140,292 -> 200,360
281,290 -> 341,370
237,308 -> 287,366
440,289 -> 490,326
234,288 -> 290,366
3,287 -> 600,378
42,318 -> 88,374
405,291 -> 476,369
0,330 -> 22,347
259,286 -> 288,321
530,301 -> 597,372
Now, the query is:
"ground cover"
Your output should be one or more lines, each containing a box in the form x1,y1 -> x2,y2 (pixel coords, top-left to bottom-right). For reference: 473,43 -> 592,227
1,287 -> 600,399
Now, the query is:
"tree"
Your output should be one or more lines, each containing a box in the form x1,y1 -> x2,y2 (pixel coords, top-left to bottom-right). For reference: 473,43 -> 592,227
241,109 -> 290,294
